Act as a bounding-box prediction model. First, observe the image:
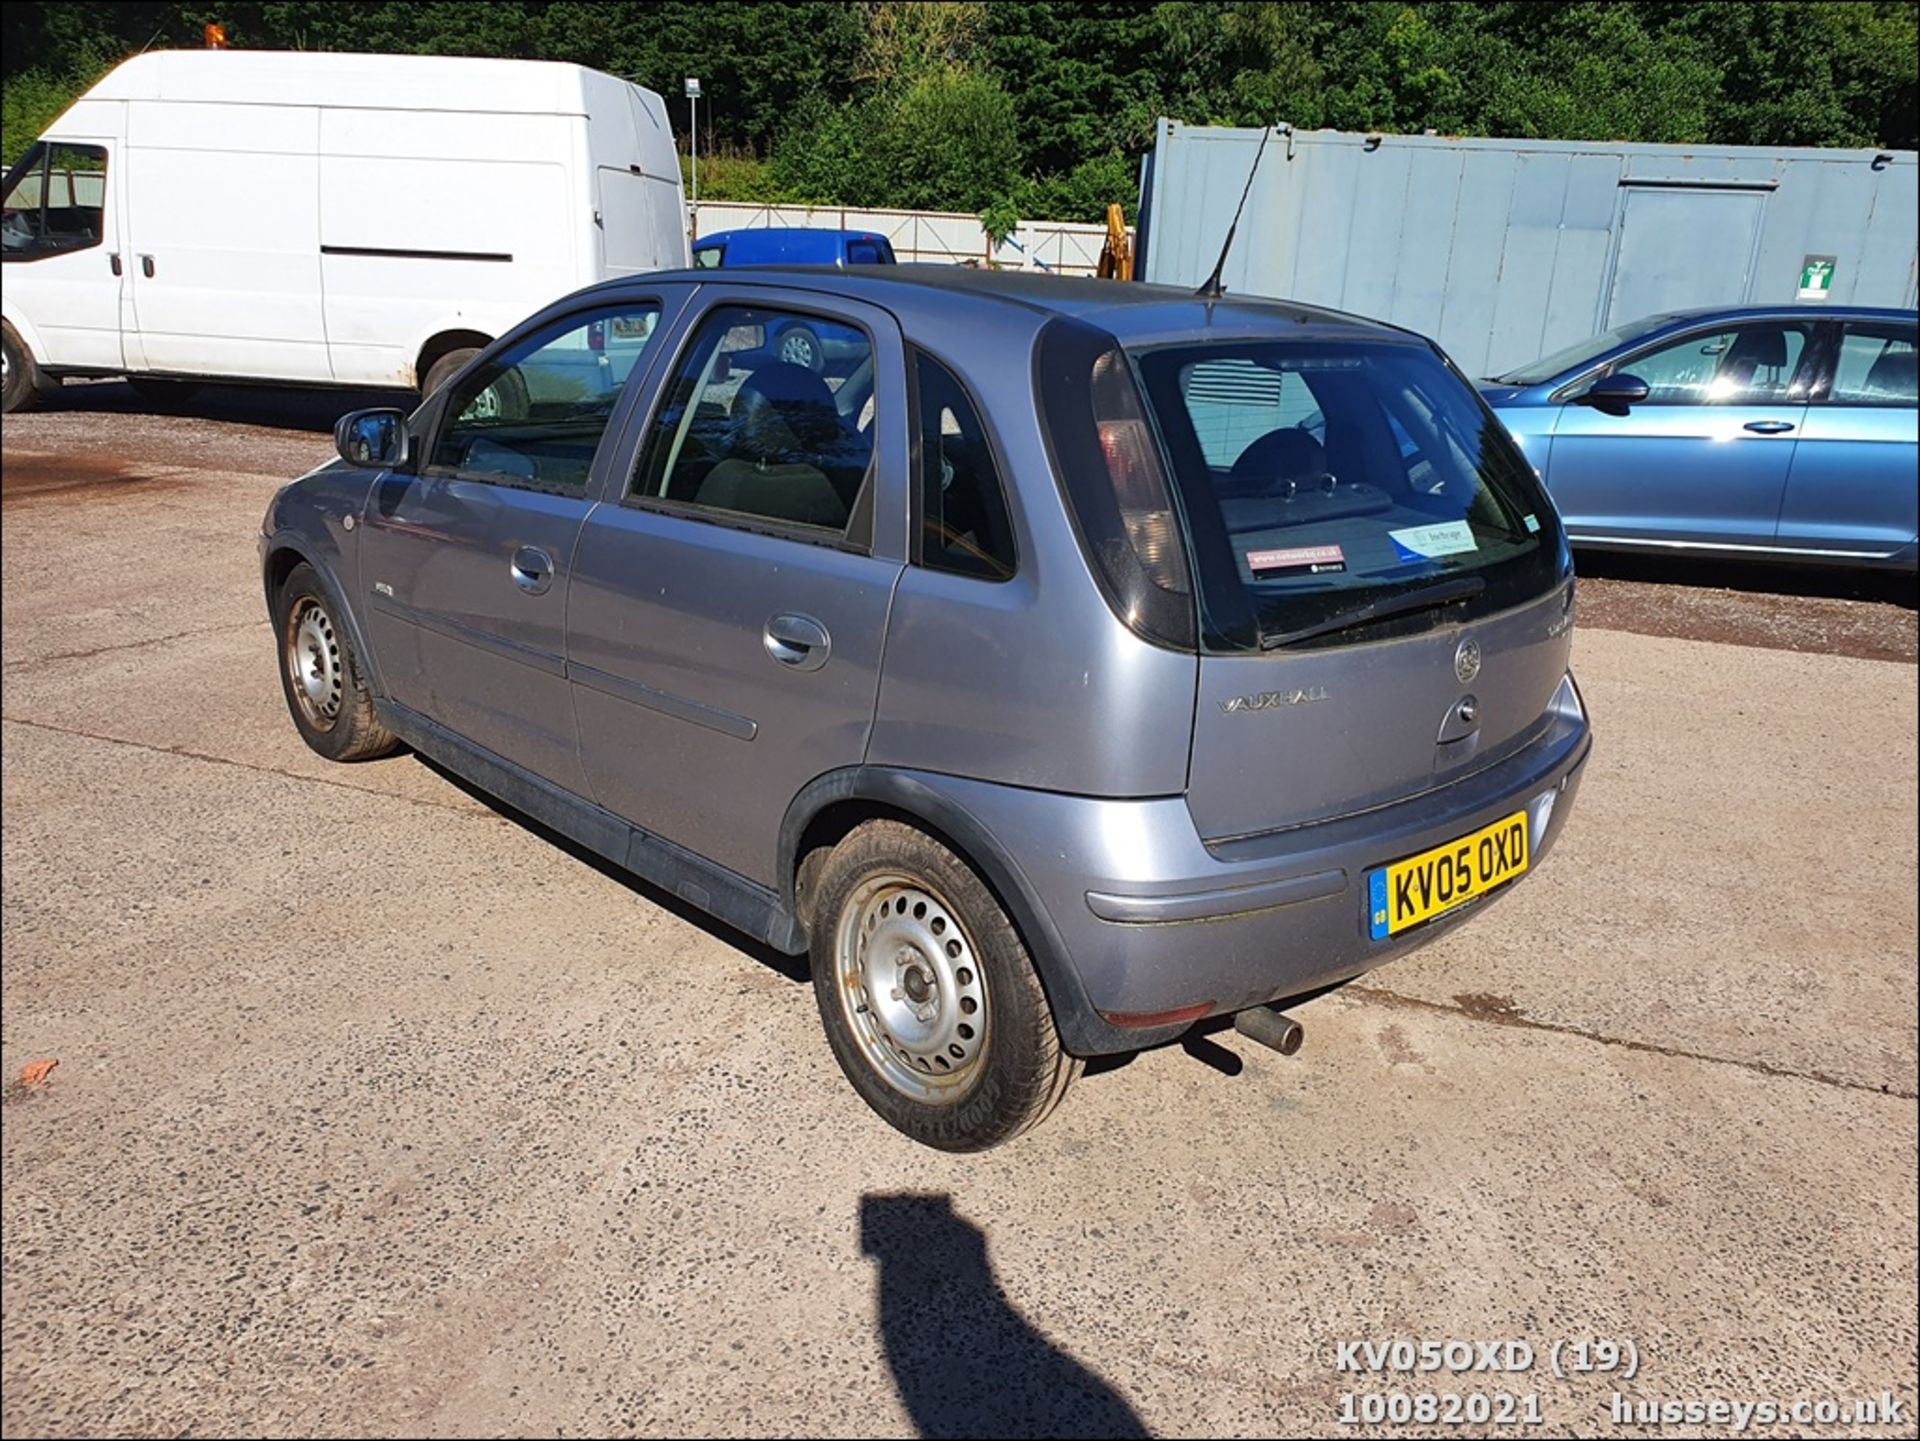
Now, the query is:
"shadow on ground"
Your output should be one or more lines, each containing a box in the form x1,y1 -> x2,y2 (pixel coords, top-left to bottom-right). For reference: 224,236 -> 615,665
862,1193 -> 1151,1439
1574,546 -> 1916,607
41,377 -> 415,433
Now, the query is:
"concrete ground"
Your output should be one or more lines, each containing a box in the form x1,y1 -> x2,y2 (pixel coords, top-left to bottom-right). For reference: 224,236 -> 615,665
3,383 -> 1916,1438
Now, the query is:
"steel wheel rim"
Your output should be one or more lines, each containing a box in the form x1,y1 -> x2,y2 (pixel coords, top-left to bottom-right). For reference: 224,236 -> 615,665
285,596 -> 344,730
778,330 -> 816,368
834,873 -> 989,1104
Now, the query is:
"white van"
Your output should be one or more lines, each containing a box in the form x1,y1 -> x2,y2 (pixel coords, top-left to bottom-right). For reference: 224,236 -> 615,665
1,49 -> 688,412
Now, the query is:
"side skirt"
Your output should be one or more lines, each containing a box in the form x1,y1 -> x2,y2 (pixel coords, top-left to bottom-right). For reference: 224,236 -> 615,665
378,700 -> 808,955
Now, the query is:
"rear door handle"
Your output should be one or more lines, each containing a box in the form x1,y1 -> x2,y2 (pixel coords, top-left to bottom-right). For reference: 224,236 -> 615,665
1743,420 -> 1795,434
764,613 -> 830,671
510,545 -> 554,595
139,253 -> 155,278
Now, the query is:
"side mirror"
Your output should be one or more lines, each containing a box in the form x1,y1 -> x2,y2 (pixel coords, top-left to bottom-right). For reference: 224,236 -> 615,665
334,407 -> 411,469
1577,374 -> 1651,416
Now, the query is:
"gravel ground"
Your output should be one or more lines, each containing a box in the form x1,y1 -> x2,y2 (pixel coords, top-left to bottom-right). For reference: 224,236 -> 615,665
2,386 -> 1916,1438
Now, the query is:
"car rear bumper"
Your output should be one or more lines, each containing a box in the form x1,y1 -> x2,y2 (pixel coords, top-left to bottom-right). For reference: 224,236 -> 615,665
934,675 -> 1591,1055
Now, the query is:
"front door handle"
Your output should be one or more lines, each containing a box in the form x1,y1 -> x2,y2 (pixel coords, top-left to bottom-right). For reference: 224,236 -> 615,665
1743,420 -> 1795,434
509,545 -> 554,595
109,253 -> 123,277
139,253 -> 155,278
764,613 -> 830,671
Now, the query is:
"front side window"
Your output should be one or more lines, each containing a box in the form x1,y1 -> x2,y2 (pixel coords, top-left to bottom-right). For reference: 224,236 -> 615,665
1130,337 -> 1564,654
1613,322 -> 1816,404
629,304 -> 877,541
1,142 -> 108,261
914,351 -> 1014,580
431,305 -> 662,492
1828,323 -> 1917,404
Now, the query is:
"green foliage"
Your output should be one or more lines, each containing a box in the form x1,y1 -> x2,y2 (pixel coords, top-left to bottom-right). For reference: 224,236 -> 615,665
3,1 -> 1914,212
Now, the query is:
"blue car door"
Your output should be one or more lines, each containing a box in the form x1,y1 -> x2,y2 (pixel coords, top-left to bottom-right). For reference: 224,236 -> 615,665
1543,319 -> 1817,551
1775,318 -> 1919,562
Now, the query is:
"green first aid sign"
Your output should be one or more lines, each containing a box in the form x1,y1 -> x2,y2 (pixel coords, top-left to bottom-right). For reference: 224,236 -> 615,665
1797,255 -> 1836,301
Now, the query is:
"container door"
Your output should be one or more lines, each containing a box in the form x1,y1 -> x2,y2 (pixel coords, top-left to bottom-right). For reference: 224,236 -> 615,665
1604,187 -> 1763,329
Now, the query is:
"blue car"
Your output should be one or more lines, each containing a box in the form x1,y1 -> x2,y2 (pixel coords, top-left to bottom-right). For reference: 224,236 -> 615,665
1480,306 -> 1917,572
691,226 -> 896,269
690,229 -> 897,372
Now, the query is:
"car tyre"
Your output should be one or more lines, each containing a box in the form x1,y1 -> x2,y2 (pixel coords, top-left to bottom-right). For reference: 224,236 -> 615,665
3,324 -> 43,414
420,346 -> 483,402
274,562 -> 399,763
775,323 -> 825,373
809,820 -> 1080,1150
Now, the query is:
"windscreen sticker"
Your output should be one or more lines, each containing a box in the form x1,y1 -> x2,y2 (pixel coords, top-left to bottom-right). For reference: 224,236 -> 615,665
1388,520 -> 1477,563
1247,543 -> 1346,575
1523,513 -> 1541,533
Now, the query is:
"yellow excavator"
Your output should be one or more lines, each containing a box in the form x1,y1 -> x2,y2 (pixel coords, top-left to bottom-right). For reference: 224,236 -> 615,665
1095,202 -> 1132,280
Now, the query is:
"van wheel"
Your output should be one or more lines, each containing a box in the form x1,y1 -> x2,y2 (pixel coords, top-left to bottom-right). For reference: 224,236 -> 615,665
3,325 -> 41,414
129,376 -> 201,406
420,346 -> 482,401
274,562 -> 398,763
776,324 -> 825,372
810,820 -> 1080,1150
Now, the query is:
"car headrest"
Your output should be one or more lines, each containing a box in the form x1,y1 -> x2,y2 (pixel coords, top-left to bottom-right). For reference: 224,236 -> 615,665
732,362 -> 841,463
1230,427 -> 1329,484
1723,329 -> 1788,373
1863,349 -> 1917,398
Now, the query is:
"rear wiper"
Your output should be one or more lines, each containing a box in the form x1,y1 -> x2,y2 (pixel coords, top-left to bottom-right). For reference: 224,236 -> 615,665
1258,576 -> 1486,650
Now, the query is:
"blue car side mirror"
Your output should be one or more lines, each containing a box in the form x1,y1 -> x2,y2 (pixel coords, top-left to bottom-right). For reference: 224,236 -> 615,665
1577,374 -> 1650,416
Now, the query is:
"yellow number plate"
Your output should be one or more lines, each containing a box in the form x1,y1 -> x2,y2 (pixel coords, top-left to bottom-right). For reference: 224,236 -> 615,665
1368,812 -> 1529,939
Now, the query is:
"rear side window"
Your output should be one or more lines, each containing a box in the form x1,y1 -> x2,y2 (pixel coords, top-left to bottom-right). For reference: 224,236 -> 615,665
693,245 -> 724,269
629,304 -> 877,543
1828,323 -> 1917,404
1,142 -> 108,260
914,351 -> 1014,580
1133,339 -> 1565,655
431,306 -> 661,492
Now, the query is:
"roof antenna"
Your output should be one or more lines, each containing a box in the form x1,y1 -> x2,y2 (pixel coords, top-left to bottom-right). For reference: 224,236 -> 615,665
1196,122 -> 1274,300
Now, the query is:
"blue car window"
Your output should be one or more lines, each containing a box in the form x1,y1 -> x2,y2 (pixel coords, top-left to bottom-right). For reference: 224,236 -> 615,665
430,305 -> 662,493
1829,324 -> 1918,404
1616,323 -> 1815,405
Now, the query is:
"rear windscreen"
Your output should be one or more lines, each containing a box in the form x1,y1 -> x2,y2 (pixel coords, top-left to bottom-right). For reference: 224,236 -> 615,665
1133,340 -> 1566,654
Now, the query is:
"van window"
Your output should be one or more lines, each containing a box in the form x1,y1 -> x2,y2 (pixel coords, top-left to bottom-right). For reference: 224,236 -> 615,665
431,305 -> 663,493
915,351 -> 1014,580
847,240 -> 881,265
1,142 -> 109,261
693,245 -> 725,269
630,305 -> 877,542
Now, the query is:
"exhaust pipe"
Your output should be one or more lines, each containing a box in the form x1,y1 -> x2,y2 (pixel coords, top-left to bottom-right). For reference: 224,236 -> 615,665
1233,1006 -> 1304,1056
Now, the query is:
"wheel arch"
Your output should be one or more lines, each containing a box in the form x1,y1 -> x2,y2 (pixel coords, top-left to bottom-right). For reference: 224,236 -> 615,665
778,767 -> 1110,1055
413,329 -> 493,392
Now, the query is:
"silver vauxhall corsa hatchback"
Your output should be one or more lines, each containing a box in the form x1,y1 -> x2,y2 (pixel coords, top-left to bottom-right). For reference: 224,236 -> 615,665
262,267 -> 1591,1150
